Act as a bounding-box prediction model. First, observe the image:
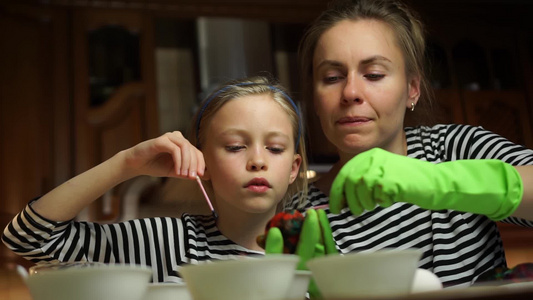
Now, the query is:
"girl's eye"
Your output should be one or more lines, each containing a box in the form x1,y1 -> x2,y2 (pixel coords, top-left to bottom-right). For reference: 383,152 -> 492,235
267,147 -> 285,154
364,73 -> 385,81
226,145 -> 245,152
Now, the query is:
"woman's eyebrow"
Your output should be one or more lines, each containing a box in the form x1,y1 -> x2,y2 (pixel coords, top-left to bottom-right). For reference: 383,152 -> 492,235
360,55 -> 392,65
316,56 -> 392,70
315,59 -> 344,70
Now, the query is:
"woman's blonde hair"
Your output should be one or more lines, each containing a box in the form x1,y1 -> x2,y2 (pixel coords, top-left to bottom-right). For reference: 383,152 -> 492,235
190,75 -> 308,207
298,0 -> 435,124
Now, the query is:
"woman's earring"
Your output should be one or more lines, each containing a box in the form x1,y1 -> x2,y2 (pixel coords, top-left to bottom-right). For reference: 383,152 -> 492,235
410,102 -> 416,112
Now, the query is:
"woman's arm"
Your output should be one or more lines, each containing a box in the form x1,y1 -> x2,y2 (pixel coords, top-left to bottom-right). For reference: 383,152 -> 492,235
31,131 -> 204,221
511,165 -> 533,220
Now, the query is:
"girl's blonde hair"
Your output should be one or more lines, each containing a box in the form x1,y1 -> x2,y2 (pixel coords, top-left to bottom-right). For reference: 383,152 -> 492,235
190,75 -> 308,207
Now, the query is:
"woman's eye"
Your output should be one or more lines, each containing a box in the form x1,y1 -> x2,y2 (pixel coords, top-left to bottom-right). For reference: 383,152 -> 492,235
226,145 -> 245,152
364,73 -> 385,81
324,76 -> 342,84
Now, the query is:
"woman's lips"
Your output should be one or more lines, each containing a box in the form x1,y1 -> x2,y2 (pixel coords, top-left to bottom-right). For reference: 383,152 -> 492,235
245,178 -> 271,193
337,116 -> 371,125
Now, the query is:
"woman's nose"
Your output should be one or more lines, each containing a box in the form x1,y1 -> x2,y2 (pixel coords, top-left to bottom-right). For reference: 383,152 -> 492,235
247,149 -> 267,171
341,76 -> 363,105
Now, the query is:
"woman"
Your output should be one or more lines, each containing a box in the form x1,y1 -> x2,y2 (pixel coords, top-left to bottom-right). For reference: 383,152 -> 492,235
288,0 -> 533,288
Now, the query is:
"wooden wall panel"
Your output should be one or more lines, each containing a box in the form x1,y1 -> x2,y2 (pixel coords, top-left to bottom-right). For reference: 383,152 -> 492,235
0,5 -> 70,267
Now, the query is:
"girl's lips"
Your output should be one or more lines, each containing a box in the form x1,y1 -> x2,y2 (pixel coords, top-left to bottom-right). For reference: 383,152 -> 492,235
337,116 -> 372,125
245,178 -> 271,193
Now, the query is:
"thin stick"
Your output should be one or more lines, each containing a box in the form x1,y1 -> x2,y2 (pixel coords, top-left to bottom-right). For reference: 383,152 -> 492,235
311,204 -> 330,210
196,175 -> 218,219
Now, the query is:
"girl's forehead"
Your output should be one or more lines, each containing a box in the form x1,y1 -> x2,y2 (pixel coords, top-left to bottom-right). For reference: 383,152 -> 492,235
209,94 -> 293,130
220,93 -> 278,111
206,95 -> 294,142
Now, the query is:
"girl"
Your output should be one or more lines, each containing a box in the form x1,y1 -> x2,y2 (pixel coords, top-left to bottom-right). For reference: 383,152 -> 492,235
2,75 -> 308,283
287,0 -> 533,288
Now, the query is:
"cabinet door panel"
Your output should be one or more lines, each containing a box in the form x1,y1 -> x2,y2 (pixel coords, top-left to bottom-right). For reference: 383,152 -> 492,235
73,9 -> 158,222
463,90 -> 533,148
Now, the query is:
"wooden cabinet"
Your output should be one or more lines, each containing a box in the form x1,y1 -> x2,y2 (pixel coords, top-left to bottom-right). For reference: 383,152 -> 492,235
0,4 -> 70,267
0,4 -> 160,270
403,4 -> 533,149
72,8 -> 159,221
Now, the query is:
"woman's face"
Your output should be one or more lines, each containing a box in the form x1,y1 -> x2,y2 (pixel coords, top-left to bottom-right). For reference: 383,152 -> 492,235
202,94 -> 301,215
312,19 -> 420,161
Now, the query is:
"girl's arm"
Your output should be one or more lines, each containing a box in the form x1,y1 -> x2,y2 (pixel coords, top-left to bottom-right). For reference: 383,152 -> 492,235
512,165 -> 533,220
31,131 -> 204,221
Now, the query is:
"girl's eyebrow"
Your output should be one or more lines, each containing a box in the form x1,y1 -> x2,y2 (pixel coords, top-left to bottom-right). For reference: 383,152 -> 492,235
220,129 -> 291,141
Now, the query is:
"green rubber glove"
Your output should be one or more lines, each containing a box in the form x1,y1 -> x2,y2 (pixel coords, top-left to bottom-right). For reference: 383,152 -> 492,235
265,209 -> 338,299
330,148 -> 523,221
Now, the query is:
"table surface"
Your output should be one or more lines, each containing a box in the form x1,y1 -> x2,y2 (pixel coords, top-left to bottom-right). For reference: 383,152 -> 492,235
328,282 -> 533,300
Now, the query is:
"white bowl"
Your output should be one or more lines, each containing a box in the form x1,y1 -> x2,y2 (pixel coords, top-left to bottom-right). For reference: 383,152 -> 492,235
307,249 -> 422,298
143,282 -> 192,300
180,254 -> 299,300
411,268 -> 443,293
26,262 -> 152,300
286,270 -> 311,300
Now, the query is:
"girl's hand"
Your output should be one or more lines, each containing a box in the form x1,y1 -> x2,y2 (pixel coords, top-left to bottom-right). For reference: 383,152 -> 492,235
122,131 -> 205,179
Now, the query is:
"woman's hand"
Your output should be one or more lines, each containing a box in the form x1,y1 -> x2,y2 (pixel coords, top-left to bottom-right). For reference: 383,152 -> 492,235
122,131 -> 205,180
329,148 -> 523,220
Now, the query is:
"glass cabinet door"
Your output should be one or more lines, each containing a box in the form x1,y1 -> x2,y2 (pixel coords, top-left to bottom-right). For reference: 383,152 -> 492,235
73,9 -> 159,222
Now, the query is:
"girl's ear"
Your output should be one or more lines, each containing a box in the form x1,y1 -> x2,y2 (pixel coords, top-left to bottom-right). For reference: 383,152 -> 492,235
289,154 -> 303,183
406,75 -> 421,109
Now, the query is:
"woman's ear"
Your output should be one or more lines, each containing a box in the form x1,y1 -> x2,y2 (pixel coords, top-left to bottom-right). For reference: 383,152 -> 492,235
406,75 -> 421,109
289,154 -> 303,183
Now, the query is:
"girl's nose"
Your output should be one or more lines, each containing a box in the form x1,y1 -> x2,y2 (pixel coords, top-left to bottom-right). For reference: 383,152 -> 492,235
247,149 -> 267,171
341,75 -> 363,105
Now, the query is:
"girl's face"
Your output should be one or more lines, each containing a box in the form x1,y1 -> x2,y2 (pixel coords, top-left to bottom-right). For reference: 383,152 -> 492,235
312,19 -> 420,161
202,94 -> 301,215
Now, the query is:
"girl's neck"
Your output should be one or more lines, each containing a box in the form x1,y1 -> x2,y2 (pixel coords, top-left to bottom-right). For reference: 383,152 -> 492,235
214,206 -> 275,252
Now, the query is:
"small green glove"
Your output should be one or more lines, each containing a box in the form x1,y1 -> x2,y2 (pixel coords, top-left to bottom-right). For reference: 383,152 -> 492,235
330,148 -> 523,221
265,209 -> 338,299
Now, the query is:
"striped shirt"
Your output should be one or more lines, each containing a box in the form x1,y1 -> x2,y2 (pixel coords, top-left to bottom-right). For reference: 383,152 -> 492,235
286,124 -> 533,287
2,205 -> 262,283
3,124 -> 533,286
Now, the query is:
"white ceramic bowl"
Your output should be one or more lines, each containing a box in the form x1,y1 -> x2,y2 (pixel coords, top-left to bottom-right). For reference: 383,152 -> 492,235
307,249 -> 423,298
143,282 -> 192,300
26,262 -> 152,300
286,270 -> 311,300
180,254 -> 299,300
411,268 -> 443,293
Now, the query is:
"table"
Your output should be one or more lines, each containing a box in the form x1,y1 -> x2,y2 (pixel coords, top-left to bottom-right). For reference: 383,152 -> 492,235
328,282 -> 533,300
